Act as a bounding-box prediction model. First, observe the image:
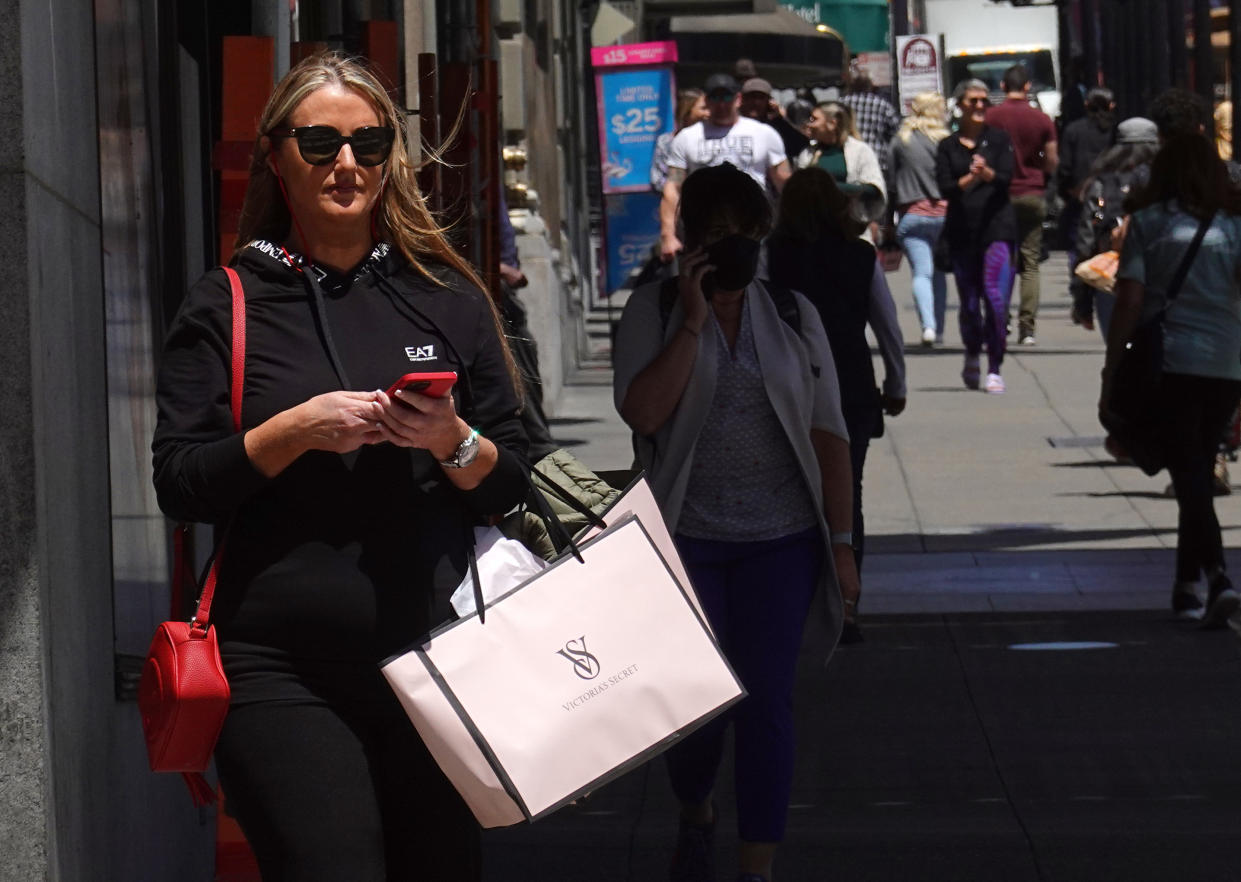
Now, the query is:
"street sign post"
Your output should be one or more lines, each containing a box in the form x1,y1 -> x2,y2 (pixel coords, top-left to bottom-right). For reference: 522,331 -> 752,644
895,34 -> 944,115
592,41 -> 678,294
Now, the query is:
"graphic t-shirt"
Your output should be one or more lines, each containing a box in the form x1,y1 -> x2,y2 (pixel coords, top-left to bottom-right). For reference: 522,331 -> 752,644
666,116 -> 787,187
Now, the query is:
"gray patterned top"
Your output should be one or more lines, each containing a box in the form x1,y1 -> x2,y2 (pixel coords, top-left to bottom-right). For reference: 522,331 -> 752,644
677,298 -> 820,542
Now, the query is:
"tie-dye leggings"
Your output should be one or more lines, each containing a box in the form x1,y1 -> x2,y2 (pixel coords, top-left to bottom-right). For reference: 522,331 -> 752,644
952,241 -> 1016,375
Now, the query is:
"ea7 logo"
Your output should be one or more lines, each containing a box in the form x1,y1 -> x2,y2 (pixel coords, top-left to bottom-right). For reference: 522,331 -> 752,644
405,345 -> 435,362
556,636 -> 601,680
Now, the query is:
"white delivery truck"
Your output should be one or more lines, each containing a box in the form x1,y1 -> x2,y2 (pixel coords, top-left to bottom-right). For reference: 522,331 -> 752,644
923,0 -> 1061,119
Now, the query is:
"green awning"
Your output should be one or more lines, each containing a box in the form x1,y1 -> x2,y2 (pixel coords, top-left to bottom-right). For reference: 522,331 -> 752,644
782,1 -> 890,54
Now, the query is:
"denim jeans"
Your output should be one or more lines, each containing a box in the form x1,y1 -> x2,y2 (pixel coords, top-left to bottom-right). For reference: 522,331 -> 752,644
896,211 -> 947,335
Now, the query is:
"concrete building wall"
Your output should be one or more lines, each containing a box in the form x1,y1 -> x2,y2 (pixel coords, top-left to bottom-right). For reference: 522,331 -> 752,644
0,1 -> 213,878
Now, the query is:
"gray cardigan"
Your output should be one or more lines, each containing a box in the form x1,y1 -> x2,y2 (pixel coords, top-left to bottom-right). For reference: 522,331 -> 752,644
612,279 -> 849,645
889,129 -> 943,208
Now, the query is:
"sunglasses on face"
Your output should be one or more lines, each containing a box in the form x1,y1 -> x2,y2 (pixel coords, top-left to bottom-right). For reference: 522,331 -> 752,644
963,97 -> 989,107
269,125 -> 396,166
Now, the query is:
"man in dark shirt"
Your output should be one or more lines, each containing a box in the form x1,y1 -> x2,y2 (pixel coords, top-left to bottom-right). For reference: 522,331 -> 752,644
986,64 -> 1058,344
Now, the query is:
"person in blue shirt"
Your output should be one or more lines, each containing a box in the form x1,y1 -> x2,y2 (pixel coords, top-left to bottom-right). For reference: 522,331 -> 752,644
1104,133 -> 1241,627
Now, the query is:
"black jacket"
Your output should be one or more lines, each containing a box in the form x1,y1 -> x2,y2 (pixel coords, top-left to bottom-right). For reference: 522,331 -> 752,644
152,242 -> 529,699
936,127 -> 1018,253
1058,116 -> 1115,199
766,232 -> 879,416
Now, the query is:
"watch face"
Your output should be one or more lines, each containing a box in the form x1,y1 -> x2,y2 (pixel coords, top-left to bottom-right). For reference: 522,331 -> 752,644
443,430 -> 480,468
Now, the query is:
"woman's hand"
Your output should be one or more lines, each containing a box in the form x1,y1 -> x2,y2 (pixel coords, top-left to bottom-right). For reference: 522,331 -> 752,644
375,388 -> 470,460
881,394 -> 906,417
834,544 -> 861,620
244,390 -> 385,478
296,391 -> 387,453
677,247 -> 714,333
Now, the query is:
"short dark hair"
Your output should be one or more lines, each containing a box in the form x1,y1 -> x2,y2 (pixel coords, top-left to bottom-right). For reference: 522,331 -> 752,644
1002,64 -> 1030,93
1149,87 -> 1210,138
1085,88 -> 1114,113
849,74 -> 874,94
679,163 -> 772,248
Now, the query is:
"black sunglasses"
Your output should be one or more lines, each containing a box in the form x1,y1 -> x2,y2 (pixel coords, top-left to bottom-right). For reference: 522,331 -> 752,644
269,125 -> 395,166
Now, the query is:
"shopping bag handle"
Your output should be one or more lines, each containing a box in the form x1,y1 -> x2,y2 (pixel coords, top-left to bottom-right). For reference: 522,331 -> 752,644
523,470 -> 589,563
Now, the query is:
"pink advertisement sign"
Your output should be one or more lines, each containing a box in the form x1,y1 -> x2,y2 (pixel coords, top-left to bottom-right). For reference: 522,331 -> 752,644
590,41 -> 678,68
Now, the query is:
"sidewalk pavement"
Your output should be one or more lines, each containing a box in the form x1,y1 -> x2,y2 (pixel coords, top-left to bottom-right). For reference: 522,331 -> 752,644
478,254 -> 1241,881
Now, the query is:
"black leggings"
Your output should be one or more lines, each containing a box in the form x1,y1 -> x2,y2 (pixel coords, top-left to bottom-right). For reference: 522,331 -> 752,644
1159,373 -> 1241,583
215,697 -> 480,882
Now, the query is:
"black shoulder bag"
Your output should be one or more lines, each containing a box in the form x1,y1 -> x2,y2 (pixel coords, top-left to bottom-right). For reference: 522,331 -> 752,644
1102,212 -> 1212,475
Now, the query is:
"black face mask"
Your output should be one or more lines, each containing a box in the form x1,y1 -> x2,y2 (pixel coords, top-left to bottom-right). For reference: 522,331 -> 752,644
703,234 -> 761,295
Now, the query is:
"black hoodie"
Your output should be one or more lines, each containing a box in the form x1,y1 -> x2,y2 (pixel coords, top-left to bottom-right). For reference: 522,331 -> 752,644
152,241 -> 529,703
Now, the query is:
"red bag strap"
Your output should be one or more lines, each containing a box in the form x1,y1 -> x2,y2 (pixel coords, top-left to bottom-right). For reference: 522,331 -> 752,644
224,266 -> 246,433
186,267 -> 246,634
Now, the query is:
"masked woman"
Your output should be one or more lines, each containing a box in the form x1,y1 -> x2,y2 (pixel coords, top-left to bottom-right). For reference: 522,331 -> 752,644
152,53 -> 528,880
613,162 -> 858,882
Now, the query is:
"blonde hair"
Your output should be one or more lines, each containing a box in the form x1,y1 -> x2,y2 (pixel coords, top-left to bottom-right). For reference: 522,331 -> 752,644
675,88 -> 704,132
899,92 -> 950,145
233,52 -> 519,392
816,101 -> 860,142
1216,100 -> 1233,162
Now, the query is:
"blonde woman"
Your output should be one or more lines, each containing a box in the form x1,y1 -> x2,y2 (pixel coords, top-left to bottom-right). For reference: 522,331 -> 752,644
152,52 -> 528,879
890,92 -> 951,345
796,101 -> 886,201
651,88 -> 708,191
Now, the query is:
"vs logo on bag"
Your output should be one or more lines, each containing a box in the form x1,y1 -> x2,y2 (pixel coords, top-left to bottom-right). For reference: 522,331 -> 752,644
556,637 -> 601,680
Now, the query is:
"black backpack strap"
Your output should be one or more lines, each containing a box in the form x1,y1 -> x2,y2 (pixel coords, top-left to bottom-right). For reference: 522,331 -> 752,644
1164,212 -> 1213,305
757,279 -> 801,334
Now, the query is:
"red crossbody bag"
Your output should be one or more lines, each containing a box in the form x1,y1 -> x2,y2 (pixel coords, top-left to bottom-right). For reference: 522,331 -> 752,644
138,266 -> 246,805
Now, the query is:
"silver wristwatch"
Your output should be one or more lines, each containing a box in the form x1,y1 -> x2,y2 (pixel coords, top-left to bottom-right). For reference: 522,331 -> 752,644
439,429 -> 480,469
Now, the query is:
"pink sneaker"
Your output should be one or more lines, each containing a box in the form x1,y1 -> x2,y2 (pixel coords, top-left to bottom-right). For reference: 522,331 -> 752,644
984,372 -> 1005,394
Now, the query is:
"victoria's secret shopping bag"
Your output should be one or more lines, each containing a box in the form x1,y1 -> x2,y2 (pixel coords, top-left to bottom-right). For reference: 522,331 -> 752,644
381,515 -> 744,828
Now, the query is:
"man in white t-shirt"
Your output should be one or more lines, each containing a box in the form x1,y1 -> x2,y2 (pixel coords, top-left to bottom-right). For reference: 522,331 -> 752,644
659,73 -> 790,261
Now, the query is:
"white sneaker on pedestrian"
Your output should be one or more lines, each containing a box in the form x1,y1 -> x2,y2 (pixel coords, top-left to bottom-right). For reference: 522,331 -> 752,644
1019,335 -> 1036,346
984,372 -> 1005,394
921,327 -> 936,347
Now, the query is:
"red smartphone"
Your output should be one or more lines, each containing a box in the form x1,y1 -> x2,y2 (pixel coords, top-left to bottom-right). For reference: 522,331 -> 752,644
385,371 -> 457,399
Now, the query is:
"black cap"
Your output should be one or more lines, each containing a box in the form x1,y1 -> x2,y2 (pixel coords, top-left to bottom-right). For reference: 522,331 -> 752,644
704,73 -> 740,100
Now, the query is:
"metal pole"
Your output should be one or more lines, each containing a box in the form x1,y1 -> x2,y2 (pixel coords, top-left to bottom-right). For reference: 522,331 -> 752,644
1231,2 -> 1241,105
1169,0 -> 1188,87
1194,0 -> 1213,111
1150,0 -> 1172,97
1082,0 -> 1099,88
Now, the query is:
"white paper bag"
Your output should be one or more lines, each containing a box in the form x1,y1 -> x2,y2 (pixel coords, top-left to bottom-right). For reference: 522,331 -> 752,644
382,514 -> 744,828
450,526 -> 547,617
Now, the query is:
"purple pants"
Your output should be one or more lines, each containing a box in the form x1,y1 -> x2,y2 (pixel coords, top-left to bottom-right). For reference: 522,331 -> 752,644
953,241 -> 1015,375
666,527 -> 822,843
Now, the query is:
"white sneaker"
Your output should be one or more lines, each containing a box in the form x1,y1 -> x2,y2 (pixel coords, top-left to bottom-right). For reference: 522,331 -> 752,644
984,372 -> 1005,394
1018,335 -> 1036,346
921,327 -> 936,346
